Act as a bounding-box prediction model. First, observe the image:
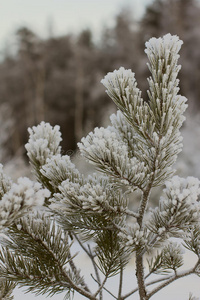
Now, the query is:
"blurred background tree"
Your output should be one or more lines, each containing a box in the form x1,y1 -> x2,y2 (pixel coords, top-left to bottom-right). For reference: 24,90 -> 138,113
0,0 -> 199,171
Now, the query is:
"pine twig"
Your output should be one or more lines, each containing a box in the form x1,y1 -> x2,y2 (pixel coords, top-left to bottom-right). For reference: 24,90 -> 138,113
147,263 -> 200,299
73,234 -> 103,299
61,267 -> 97,300
88,245 -> 103,300
120,286 -> 138,300
34,231 -> 96,300
51,247 -> 96,300
68,250 -> 90,292
94,275 -> 108,298
91,275 -> 118,300
118,265 -> 123,299
121,271 -> 193,300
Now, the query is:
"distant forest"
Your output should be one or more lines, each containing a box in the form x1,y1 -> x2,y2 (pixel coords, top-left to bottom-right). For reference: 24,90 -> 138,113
0,0 -> 200,163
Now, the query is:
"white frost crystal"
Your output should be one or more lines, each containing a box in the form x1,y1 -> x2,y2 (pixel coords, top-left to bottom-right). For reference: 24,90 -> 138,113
100,67 -> 138,103
119,223 -> 146,248
82,34 -> 188,190
41,154 -> 81,189
25,121 -> 62,167
0,164 -> 12,198
78,126 -> 148,189
0,177 -> 50,230
164,176 -> 200,205
51,174 -> 127,216
148,176 -> 200,236
101,66 -> 148,134
145,34 -> 183,60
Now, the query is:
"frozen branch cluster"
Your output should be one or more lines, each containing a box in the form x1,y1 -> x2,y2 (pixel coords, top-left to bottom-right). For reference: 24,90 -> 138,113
0,165 -> 50,230
145,176 -> 200,258
25,122 -> 62,172
78,126 -> 147,188
0,34 -> 200,300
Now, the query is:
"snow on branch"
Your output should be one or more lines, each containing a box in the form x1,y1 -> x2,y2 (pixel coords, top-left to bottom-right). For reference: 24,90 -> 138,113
0,175 -> 50,230
40,154 -> 82,191
78,126 -> 148,189
147,176 -> 200,239
25,121 -> 62,169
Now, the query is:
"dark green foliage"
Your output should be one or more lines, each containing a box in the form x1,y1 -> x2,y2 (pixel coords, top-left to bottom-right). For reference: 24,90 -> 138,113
95,228 -> 129,277
0,280 -> 16,300
183,225 -> 200,257
147,251 -> 165,275
147,242 -> 184,275
0,213 -> 80,298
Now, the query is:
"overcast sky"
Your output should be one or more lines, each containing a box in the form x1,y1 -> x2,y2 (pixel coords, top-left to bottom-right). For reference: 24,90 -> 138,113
0,0 -> 152,50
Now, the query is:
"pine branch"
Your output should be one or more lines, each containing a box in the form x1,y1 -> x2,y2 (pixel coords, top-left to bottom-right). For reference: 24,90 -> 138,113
121,262 -> 199,300
124,208 -> 139,218
72,233 -> 103,298
118,265 -> 123,299
147,261 -> 199,299
135,185 -> 153,300
0,213 -> 95,299
91,275 -> 118,300
87,245 -> 103,300
67,250 -> 90,293
94,275 -> 108,298
95,228 -> 130,278
136,253 -> 147,299
0,280 -> 16,300
120,273 -> 176,300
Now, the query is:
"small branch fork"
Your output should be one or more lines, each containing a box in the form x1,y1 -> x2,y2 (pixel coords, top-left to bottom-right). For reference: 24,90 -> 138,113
72,233 -> 111,300
119,259 -> 200,300
146,260 -> 200,299
91,275 -> 117,299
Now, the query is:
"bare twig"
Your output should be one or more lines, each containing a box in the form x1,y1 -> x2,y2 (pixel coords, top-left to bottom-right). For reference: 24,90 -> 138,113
88,245 -> 103,300
61,267 -> 97,300
121,270 -> 193,299
120,286 -> 138,300
118,265 -> 123,299
68,232 -> 91,292
73,233 -> 91,256
136,187 -> 152,300
94,275 -> 108,297
73,233 -> 103,299
91,274 -> 118,300
68,250 -> 90,292
147,263 -> 199,299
